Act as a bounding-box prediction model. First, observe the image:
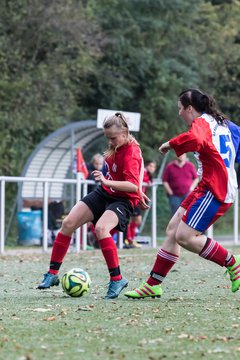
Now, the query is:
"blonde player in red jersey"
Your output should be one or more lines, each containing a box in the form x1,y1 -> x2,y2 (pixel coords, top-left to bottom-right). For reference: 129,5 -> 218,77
37,112 -> 149,299
125,88 -> 240,299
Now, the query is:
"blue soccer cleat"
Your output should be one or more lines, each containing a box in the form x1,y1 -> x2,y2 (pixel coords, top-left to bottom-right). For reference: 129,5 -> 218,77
105,277 -> 128,299
37,272 -> 60,289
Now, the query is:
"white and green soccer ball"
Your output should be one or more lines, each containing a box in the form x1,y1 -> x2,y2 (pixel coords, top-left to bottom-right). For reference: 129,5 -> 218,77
61,268 -> 91,297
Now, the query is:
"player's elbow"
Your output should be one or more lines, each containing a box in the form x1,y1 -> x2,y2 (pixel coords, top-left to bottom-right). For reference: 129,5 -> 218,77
131,184 -> 138,192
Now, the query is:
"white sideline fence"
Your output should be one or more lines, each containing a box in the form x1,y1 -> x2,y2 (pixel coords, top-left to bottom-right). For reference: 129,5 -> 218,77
0,176 -> 160,255
0,176 -> 239,255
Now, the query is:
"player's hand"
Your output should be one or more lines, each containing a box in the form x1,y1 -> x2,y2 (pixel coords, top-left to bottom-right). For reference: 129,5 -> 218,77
91,170 -> 105,183
138,191 -> 150,210
159,141 -> 171,154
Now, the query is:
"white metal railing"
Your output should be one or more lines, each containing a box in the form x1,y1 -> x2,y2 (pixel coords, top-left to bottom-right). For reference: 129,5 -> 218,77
0,176 -> 239,255
0,176 -> 159,255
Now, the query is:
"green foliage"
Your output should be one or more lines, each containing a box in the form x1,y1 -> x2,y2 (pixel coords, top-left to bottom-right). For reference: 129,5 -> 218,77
0,0 -> 101,175
1,0 -> 240,223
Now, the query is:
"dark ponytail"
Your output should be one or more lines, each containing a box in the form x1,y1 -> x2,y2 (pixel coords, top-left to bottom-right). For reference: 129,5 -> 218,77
179,89 -> 227,125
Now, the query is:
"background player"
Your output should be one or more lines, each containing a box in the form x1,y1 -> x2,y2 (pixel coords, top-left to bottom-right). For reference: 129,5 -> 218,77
124,160 -> 157,248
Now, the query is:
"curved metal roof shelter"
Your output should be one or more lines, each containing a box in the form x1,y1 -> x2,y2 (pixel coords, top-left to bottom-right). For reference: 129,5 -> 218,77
18,120 -> 103,207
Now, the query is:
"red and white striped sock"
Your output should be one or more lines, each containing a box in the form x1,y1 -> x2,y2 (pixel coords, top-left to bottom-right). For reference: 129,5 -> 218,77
199,237 -> 228,267
147,248 -> 179,286
225,252 -> 236,267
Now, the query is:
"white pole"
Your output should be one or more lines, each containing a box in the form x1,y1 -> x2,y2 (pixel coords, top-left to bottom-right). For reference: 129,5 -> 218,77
118,232 -> 123,249
43,181 -> 49,252
151,183 -> 157,248
82,182 -> 88,250
207,225 -> 213,239
75,173 -> 82,253
0,179 -> 6,254
234,191 -> 239,244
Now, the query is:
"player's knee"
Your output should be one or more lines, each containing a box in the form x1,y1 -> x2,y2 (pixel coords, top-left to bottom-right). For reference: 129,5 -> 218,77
61,217 -> 76,233
136,219 -> 142,226
94,223 -> 106,239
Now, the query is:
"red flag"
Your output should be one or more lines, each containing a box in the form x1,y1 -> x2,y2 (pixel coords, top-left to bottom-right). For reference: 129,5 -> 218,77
76,148 -> 89,179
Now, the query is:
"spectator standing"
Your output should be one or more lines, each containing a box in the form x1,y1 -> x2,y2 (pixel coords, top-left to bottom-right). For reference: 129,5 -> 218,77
86,153 -> 105,193
162,153 -> 198,215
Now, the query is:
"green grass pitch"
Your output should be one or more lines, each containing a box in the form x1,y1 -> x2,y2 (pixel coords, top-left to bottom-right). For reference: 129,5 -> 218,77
0,246 -> 240,360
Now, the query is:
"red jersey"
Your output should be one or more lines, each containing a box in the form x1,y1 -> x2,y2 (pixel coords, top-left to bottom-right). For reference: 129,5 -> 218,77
169,114 -> 240,203
102,141 -> 143,207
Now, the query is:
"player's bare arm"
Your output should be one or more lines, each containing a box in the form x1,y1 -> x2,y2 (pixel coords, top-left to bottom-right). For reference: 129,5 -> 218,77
138,190 -> 150,209
159,141 -> 171,154
92,170 -> 138,192
163,181 -> 174,196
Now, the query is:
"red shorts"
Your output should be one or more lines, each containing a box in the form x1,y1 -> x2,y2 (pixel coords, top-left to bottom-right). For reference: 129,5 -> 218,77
181,187 -> 232,232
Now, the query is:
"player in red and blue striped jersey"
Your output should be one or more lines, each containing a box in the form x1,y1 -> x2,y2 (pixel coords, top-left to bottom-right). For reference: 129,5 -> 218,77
125,88 -> 240,299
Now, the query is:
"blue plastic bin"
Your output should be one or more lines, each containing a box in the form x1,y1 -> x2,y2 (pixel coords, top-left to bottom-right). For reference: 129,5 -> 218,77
17,210 -> 42,245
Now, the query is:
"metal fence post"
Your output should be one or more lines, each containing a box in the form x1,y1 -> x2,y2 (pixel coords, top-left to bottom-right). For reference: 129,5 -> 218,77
151,183 -> 157,248
75,173 -> 82,253
118,232 -> 124,249
207,225 -> 213,239
234,191 -> 239,244
82,182 -> 88,250
0,179 -> 6,254
43,181 -> 49,252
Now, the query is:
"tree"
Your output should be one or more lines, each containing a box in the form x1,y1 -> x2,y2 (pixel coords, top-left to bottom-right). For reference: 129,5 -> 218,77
1,0 -> 240,177
0,0 -> 101,174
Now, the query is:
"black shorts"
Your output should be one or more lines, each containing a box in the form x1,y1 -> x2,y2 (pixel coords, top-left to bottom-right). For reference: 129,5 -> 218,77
132,206 -> 141,217
81,187 -> 133,232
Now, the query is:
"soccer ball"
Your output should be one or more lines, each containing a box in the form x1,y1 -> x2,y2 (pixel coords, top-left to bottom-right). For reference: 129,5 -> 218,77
61,268 -> 91,297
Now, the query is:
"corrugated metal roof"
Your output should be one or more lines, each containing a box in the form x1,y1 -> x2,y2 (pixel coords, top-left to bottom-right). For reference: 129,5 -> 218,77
18,120 -> 103,204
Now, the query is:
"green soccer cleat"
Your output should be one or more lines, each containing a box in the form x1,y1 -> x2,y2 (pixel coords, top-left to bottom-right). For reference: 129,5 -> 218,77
105,277 -> 128,299
124,282 -> 163,299
37,272 -> 60,289
226,255 -> 240,293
